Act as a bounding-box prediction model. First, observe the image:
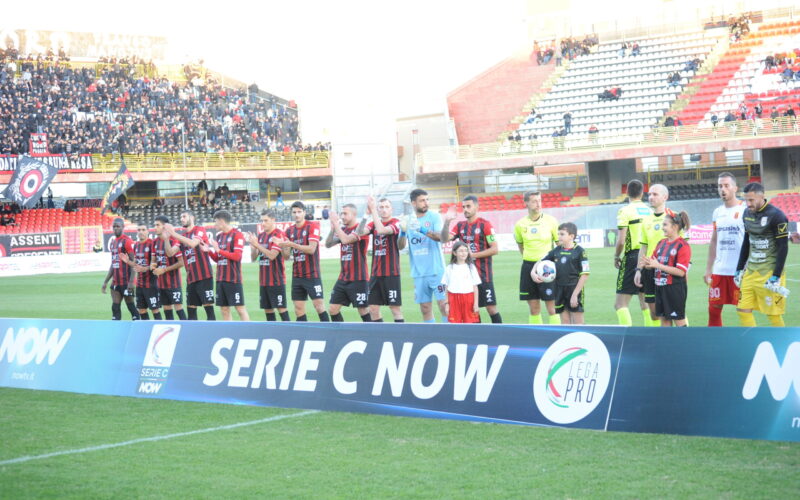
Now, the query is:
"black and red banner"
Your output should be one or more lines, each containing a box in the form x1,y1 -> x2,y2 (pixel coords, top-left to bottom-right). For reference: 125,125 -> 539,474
0,154 -> 93,173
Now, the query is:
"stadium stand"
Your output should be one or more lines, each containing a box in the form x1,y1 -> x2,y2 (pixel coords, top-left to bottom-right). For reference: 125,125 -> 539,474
0,207 -> 114,234
771,192 -> 800,222
514,30 -> 722,145
439,192 -> 572,213
0,55 -> 322,155
125,201 -> 264,227
677,20 -> 800,126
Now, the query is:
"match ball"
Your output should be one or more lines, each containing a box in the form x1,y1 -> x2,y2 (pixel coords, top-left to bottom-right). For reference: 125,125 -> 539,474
532,259 -> 557,283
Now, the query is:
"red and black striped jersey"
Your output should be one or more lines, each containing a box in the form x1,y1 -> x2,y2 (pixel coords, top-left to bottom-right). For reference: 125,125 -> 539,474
210,228 -> 244,283
152,237 -> 183,289
450,217 -> 496,282
110,234 -> 135,286
652,237 -> 691,286
337,224 -> 370,281
285,221 -> 321,278
257,228 -> 286,287
181,225 -> 213,283
133,238 -> 157,289
366,218 -> 400,277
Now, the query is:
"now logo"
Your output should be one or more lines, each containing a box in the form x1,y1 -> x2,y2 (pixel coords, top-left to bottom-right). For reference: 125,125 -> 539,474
742,342 -> 800,401
0,327 -> 72,366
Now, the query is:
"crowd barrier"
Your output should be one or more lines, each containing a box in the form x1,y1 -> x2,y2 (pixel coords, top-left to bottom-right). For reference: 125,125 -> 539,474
1,318 -> 797,442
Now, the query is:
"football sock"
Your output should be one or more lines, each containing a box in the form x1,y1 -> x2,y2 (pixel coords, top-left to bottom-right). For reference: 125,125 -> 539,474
737,311 -> 756,326
331,313 -> 344,322
266,312 -> 276,321
708,306 -> 723,327
175,309 -> 187,320
548,315 -> 561,325
125,301 -> 140,320
296,314 -> 308,322
318,311 -> 330,322
767,315 -> 785,327
529,314 -> 543,324
204,306 -> 216,320
642,308 -> 654,327
139,311 -> 150,321
441,316 -> 449,323
279,311 -> 291,321
490,312 -> 503,323
152,311 -> 163,320
373,318 -> 384,322
164,309 -> 174,320
360,313 -> 371,322
394,318 -> 404,323
616,307 -> 632,326
111,303 -> 121,321
187,308 -> 198,321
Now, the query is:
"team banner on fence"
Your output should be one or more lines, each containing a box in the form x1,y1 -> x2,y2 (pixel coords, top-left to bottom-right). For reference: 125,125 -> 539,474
0,319 -> 798,442
0,154 -> 94,173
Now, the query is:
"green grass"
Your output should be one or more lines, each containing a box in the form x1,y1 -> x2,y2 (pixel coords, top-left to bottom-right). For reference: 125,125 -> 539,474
1,245 -> 799,498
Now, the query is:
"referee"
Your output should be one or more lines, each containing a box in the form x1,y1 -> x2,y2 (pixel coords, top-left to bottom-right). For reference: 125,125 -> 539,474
514,191 -> 559,324
614,179 -> 652,326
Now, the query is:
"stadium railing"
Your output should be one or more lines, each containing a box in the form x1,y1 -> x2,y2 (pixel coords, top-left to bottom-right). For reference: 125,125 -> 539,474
90,151 -> 330,173
419,117 -> 800,167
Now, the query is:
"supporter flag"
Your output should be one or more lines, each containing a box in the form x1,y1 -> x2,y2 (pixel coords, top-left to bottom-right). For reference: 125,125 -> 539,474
100,162 -> 135,214
0,155 -> 59,208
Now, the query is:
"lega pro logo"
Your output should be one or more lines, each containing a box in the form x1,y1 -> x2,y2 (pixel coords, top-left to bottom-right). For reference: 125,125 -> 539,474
137,325 -> 181,395
533,332 -> 611,424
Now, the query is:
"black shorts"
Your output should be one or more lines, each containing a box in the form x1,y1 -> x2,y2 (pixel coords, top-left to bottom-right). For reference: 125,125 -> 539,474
331,279 -> 369,308
216,281 -> 244,307
519,260 -> 556,302
159,287 -> 183,306
260,284 -> 288,310
616,250 -> 642,295
135,286 -> 160,310
554,284 -> 584,313
478,281 -> 497,307
640,268 -> 656,303
291,277 -> 324,301
368,275 -> 402,306
655,282 -> 687,320
186,278 -> 215,307
111,284 -> 133,298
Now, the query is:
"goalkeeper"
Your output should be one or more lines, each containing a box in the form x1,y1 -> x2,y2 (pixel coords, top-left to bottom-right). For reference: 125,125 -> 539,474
734,182 -> 790,327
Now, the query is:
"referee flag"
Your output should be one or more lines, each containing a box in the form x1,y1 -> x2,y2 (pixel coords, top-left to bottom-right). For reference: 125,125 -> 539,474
101,162 -> 135,214
0,155 -> 59,208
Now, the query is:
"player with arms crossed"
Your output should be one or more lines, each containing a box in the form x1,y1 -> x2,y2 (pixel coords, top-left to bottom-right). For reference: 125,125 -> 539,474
400,188 -> 447,323
635,184 -> 672,327
205,210 -> 249,321
703,172 -> 745,326
164,210 -> 216,320
735,182 -> 790,327
280,201 -> 329,322
101,217 -> 140,320
536,222 -> 589,325
326,204 -> 371,322
246,209 -> 289,321
614,179 -> 652,326
514,191 -> 559,324
441,195 -> 503,323
127,224 -> 161,320
359,196 -> 404,322
151,216 -> 186,320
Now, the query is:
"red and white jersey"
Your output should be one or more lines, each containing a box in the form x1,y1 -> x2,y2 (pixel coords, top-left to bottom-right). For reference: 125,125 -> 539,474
711,201 -> 745,276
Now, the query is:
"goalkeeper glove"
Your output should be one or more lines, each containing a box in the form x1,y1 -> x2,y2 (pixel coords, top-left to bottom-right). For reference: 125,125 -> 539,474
764,275 -> 790,298
733,270 -> 744,288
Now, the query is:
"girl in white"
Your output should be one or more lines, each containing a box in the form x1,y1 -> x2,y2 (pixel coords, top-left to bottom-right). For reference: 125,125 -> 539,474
441,241 -> 482,323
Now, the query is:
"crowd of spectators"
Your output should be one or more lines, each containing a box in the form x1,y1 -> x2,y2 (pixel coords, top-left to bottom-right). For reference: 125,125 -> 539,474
0,49 -> 318,156
560,34 -> 599,61
0,202 -> 21,226
532,41 -> 555,65
729,13 -> 752,42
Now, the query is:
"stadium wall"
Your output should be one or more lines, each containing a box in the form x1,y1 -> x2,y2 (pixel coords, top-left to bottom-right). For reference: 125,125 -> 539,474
1,318 -> 798,442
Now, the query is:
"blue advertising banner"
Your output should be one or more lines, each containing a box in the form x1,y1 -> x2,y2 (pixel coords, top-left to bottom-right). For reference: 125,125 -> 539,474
1,318 -> 798,442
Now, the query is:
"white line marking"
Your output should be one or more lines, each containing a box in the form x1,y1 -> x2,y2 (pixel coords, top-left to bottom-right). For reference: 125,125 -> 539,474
604,334 -> 625,432
0,409 -> 318,466
787,278 -> 800,283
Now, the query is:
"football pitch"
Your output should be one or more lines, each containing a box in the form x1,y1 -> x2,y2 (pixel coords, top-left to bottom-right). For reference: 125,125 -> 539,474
1,246 -> 799,498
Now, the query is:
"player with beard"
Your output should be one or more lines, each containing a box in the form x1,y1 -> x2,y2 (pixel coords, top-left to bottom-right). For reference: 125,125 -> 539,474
151,216 -> 186,320
101,218 -> 140,320
124,224 -> 161,320
704,172 -> 745,326
441,195 -> 502,323
205,210 -> 249,321
326,204 -> 371,322
358,196 -> 404,322
164,210 -> 216,320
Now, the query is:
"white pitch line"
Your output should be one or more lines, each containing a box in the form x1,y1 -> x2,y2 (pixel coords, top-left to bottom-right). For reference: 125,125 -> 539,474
0,409 -> 318,467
